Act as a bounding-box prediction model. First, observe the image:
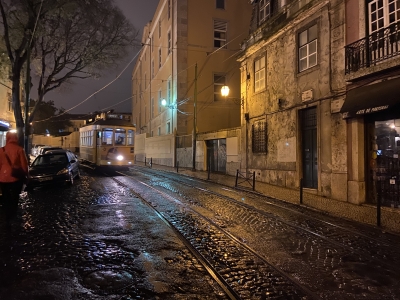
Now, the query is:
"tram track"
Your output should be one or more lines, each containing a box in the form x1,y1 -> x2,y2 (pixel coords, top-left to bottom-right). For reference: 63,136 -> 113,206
112,165 -> 400,298
129,165 -> 400,273
109,173 -> 317,300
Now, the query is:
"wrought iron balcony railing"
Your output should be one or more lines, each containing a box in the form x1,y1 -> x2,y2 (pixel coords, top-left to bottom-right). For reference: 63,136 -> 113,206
345,21 -> 400,74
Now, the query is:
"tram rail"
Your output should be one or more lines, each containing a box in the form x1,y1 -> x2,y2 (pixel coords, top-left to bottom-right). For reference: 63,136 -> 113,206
110,173 -> 317,300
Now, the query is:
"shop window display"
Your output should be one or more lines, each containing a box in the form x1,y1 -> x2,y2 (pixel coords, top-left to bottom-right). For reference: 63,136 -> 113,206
370,119 -> 400,208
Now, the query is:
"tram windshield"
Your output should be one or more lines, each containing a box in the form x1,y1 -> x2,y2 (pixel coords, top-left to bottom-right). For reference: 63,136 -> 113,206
101,128 -> 113,145
115,128 -> 126,145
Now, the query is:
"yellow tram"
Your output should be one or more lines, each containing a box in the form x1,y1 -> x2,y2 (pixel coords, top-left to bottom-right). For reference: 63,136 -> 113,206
79,112 -> 135,168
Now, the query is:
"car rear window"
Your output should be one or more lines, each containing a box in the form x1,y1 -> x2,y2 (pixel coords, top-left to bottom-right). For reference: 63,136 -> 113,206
33,154 -> 68,166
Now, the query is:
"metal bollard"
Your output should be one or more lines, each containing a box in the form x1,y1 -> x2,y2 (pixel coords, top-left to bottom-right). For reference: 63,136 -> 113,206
252,171 -> 256,191
176,161 -> 179,173
207,157 -> 211,180
150,157 -> 152,168
300,178 -> 303,204
235,169 -> 239,187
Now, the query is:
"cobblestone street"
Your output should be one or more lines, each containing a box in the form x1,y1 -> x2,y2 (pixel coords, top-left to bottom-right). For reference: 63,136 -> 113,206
0,165 -> 400,299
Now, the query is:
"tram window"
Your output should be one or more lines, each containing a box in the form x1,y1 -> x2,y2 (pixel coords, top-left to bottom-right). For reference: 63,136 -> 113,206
115,129 -> 126,145
102,129 -> 113,145
127,130 -> 134,145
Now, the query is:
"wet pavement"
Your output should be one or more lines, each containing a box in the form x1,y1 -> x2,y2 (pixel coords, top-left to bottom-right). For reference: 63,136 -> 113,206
1,164 -> 400,300
0,170 -> 227,300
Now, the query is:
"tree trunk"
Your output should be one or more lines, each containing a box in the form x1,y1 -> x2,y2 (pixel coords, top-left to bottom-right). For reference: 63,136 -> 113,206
11,63 -> 24,147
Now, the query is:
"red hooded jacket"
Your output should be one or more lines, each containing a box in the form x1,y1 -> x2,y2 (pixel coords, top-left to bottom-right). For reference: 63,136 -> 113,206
0,132 -> 29,183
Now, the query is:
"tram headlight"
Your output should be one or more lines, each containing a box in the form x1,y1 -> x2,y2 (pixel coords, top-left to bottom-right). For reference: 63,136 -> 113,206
116,155 -> 124,161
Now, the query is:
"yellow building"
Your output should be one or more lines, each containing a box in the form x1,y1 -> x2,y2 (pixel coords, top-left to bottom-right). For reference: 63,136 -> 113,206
0,82 -> 14,147
132,0 -> 252,167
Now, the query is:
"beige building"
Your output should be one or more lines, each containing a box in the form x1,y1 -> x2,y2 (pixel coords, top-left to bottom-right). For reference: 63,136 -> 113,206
238,0 -> 347,199
132,0 -> 252,168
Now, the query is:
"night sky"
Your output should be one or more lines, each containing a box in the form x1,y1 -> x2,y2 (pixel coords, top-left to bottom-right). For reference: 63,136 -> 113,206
45,0 -> 159,114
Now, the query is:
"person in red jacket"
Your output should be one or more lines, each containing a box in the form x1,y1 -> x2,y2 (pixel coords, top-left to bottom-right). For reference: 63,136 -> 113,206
0,131 -> 29,222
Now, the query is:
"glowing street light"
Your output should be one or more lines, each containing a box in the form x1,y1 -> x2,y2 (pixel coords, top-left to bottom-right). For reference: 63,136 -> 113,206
221,85 -> 230,97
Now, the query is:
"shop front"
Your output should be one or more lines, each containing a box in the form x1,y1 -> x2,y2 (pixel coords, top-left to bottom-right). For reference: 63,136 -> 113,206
341,77 -> 400,208
0,120 -> 10,147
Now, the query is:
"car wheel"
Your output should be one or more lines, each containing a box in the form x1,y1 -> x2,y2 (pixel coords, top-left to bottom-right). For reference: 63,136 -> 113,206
69,172 -> 74,185
76,168 -> 81,179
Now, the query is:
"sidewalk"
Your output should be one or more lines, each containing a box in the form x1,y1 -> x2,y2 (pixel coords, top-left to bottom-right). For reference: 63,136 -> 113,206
134,161 -> 400,235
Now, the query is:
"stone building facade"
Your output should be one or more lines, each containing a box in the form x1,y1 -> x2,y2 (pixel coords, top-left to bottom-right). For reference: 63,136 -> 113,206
131,0 -> 252,168
238,0 -> 348,200
342,0 -> 400,210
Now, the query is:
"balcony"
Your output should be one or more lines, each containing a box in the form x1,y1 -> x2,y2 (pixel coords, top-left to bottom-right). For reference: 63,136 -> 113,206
345,21 -> 400,78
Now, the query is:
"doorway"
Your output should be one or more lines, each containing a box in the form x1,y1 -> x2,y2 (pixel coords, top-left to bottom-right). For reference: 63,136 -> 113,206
206,139 -> 226,173
301,107 -> 318,189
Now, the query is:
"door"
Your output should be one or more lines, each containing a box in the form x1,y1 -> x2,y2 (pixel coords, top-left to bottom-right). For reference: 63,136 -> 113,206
206,139 -> 226,173
301,107 -> 318,188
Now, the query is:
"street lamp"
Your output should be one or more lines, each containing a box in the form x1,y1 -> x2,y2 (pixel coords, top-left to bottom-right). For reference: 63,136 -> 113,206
221,85 -> 230,97
221,85 -> 244,107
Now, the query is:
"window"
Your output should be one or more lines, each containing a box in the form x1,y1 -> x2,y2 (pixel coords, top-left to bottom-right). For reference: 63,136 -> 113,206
369,0 -> 400,34
151,59 -> 154,78
158,90 -> 162,112
167,122 -> 171,134
115,129 -> 126,145
158,127 -> 161,136
159,20 -> 161,38
216,0 -> 225,9
101,128 -> 113,145
168,30 -> 172,54
252,121 -> 267,153
168,0 -> 171,19
151,36 -> 154,52
254,56 -> 265,92
151,98 -> 154,118
7,93 -> 12,112
144,73 -> 147,88
167,77 -> 171,104
298,24 -> 317,72
127,130 -> 134,145
259,0 -> 271,24
214,20 -> 227,48
214,74 -> 225,101
80,130 -> 93,147
159,48 -> 162,68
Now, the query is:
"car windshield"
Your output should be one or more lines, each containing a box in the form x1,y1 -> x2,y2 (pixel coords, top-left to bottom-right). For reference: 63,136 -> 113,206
32,154 -> 68,166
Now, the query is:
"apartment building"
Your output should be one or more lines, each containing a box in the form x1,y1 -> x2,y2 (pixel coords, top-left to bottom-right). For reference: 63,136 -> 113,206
132,0 -> 252,168
342,0 -> 400,209
238,0 -> 347,200
0,83 -> 14,147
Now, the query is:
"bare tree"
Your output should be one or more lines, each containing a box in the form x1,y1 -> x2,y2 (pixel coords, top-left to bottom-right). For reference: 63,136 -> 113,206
0,0 -> 137,145
30,0 -> 138,121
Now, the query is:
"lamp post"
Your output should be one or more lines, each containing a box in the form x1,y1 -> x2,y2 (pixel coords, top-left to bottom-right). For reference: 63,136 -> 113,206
192,63 -> 198,171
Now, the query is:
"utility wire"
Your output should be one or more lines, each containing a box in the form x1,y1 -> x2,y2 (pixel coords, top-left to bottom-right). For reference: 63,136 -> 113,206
33,47 -> 142,123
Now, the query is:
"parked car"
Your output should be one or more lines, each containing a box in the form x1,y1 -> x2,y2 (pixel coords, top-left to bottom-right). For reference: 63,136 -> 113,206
41,147 -> 63,155
26,150 -> 80,190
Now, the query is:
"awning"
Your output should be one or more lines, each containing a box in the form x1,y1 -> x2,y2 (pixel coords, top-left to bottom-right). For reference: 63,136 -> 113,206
340,77 -> 400,119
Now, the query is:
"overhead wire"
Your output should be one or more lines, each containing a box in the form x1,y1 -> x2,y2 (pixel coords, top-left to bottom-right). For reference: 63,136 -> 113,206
33,47 -> 142,123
